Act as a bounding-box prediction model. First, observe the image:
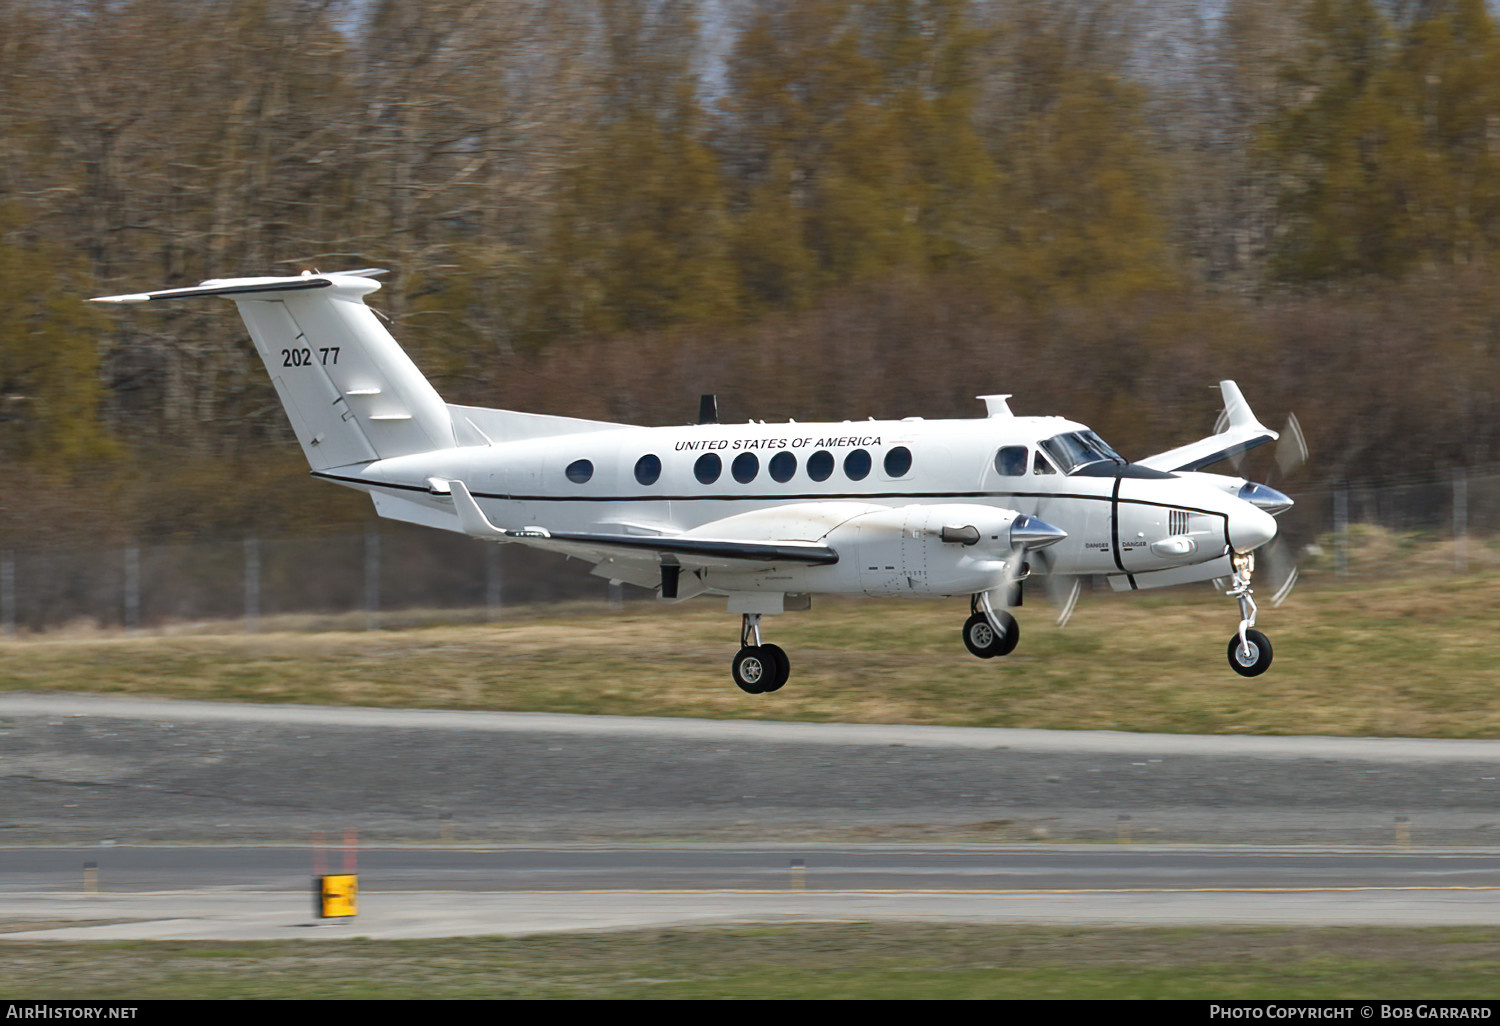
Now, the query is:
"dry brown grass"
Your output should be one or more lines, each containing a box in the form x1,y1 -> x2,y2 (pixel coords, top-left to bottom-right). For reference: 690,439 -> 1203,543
3,529 -> 1499,737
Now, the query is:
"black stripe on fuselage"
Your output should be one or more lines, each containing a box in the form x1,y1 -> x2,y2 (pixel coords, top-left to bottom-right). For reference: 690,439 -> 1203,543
1109,473 -> 1135,588
315,470 -> 1233,580
311,470 -> 1232,518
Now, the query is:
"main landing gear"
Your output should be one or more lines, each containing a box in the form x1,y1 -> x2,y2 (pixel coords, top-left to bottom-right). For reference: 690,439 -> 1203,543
1226,553 -> 1273,677
732,613 -> 790,694
963,592 -> 1019,659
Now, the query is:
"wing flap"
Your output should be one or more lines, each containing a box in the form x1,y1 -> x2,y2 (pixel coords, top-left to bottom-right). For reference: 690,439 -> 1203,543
448,481 -> 838,567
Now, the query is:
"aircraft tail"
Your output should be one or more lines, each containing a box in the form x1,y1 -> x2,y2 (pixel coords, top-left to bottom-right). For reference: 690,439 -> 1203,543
92,270 -> 454,471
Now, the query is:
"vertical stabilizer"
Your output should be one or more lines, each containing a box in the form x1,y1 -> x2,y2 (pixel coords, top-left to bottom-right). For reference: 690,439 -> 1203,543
93,272 -> 456,471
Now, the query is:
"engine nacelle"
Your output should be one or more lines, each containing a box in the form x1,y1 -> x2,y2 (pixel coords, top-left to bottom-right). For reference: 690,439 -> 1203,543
695,502 -> 1064,597
827,503 -> 1042,596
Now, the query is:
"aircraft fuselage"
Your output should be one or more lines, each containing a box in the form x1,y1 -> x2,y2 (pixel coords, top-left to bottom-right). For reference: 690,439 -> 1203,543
333,412 -> 1272,595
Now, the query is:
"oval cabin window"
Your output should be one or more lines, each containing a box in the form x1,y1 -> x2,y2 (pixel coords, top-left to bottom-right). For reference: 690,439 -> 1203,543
694,452 -> 722,484
634,454 -> 661,486
732,452 -> 759,483
883,446 -> 913,478
844,449 -> 872,481
769,451 -> 796,483
807,450 -> 834,482
565,459 -> 593,484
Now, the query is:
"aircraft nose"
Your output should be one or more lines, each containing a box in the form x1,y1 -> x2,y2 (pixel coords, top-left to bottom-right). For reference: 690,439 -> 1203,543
1229,502 -> 1277,554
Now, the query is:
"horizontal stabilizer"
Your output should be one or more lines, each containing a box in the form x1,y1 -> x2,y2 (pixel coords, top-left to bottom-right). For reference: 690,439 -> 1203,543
90,270 -> 388,305
90,278 -> 335,304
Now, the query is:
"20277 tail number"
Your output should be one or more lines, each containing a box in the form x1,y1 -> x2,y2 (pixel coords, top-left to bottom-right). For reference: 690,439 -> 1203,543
282,347 -> 340,368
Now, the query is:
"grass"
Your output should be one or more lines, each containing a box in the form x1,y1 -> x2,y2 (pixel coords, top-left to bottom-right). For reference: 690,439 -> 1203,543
1,529 -> 1498,737
3,924 -> 1499,999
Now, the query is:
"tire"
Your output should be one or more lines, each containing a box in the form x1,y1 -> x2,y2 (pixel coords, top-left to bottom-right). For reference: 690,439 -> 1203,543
759,643 -> 791,693
732,646 -> 771,693
1227,628 -> 1273,677
991,610 -> 1020,656
963,611 -> 1019,659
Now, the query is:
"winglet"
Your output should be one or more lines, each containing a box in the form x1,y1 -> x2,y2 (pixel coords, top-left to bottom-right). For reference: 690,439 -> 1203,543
1218,380 -> 1265,433
449,481 -> 510,540
1136,380 -> 1280,473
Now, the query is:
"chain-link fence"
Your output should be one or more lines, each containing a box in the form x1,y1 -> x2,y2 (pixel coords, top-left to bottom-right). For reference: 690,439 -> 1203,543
3,468 -> 1497,635
1280,469 -> 1500,578
0,522 -> 613,635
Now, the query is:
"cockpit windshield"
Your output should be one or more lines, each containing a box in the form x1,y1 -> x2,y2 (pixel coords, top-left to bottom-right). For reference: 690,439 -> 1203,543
1038,431 -> 1126,475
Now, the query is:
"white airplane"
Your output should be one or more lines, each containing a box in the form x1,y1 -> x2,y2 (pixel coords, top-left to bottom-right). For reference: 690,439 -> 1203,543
93,269 -> 1297,692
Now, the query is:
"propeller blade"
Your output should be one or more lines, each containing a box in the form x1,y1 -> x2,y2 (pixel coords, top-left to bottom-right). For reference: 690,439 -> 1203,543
1054,577 -> 1082,627
1033,547 -> 1083,628
1001,549 -> 1026,609
1259,535 -> 1300,608
1270,565 -> 1299,608
1260,411 -> 1305,606
1277,413 -> 1308,477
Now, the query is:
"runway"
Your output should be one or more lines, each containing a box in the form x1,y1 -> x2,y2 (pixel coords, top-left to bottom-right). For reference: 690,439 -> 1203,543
1,693 -> 1498,939
5,843 -> 1500,892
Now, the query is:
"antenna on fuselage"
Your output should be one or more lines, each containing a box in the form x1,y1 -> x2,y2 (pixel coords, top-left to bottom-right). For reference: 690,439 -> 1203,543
698,394 -> 719,425
977,395 -> 1014,418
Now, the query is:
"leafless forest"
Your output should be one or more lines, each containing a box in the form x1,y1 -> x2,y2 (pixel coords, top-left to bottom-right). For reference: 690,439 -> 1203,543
3,0 -> 1499,548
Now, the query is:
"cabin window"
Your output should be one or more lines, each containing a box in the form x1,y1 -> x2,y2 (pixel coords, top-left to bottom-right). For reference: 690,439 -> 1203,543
883,446 -> 913,478
694,452 -> 722,484
634,454 -> 661,486
994,446 -> 1028,476
565,459 -> 593,484
1033,451 -> 1057,475
807,450 -> 834,482
732,452 -> 759,484
769,451 -> 796,483
844,448 -> 872,481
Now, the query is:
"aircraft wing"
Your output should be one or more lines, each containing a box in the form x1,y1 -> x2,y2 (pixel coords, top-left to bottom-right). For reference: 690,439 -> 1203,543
1136,380 -> 1279,473
447,481 -> 840,569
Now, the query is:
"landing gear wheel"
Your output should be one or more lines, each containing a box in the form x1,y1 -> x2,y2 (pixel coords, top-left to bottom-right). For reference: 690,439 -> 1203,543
732,646 -> 773,694
1227,628 -> 1273,677
759,643 -> 790,693
963,611 -> 1019,659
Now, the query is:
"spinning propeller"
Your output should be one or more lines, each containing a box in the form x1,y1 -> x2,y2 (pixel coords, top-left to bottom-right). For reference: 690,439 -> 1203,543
1030,546 -> 1083,628
1259,412 -> 1307,607
1219,408 -> 1308,608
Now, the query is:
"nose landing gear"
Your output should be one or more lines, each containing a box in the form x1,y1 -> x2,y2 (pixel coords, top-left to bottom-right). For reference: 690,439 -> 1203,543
732,613 -> 790,694
1226,553 -> 1273,676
